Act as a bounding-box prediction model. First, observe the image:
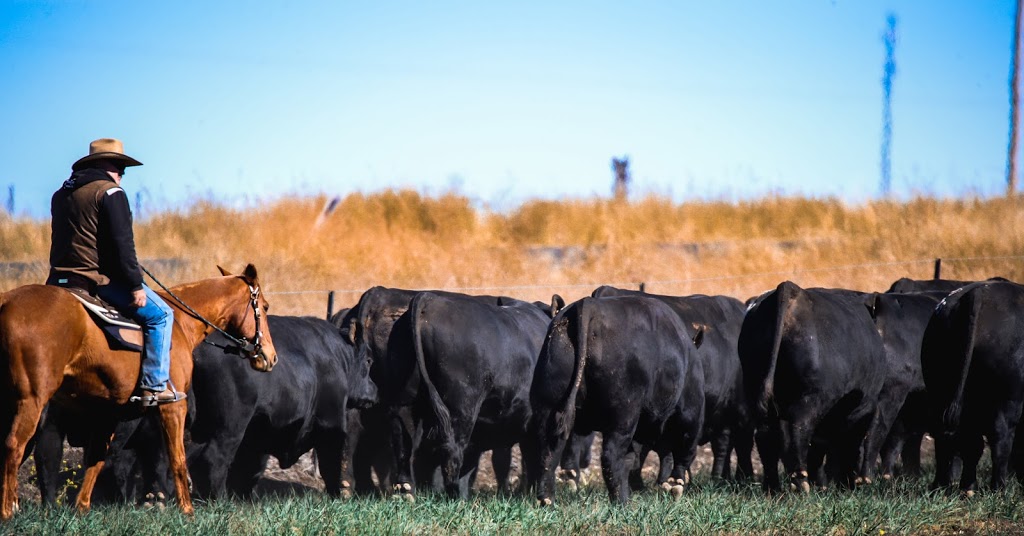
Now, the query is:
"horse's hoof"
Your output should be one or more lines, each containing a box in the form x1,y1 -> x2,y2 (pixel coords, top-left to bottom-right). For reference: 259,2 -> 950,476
670,485 -> 684,499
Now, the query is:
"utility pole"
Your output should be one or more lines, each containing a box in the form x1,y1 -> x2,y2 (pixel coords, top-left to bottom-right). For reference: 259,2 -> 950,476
880,14 -> 898,197
5,185 -> 13,214
1008,0 -> 1022,196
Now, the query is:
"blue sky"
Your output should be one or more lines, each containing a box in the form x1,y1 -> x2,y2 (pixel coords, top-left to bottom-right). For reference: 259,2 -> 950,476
0,1 -> 1016,217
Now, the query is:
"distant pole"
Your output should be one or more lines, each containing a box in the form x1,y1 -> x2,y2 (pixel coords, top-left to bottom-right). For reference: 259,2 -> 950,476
1008,0 -> 1022,196
4,185 -> 12,214
326,290 -> 335,320
611,157 -> 630,201
135,191 -> 143,220
880,13 -> 898,197
933,258 -> 942,280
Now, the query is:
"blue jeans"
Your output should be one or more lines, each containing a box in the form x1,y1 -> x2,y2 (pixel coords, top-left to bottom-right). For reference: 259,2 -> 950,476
96,282 -> 174,392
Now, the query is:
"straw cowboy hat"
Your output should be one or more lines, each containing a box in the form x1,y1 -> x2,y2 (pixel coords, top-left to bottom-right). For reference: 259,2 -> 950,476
72,138 -> 143,171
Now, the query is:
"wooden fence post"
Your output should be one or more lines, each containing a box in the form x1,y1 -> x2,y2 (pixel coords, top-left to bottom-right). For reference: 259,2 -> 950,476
933,258 -> 942,280
326,290 -> 335,320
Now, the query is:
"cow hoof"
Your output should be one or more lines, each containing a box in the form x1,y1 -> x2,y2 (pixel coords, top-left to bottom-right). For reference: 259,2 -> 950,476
660,482 -> 672,492
566,480 -> 578,492
670,485 -> 684,499
156,492 -> 166,501
882,473 -> 893,481
157,502 -> 166,511
789,483 -> 797,492
142,501 -> 153,509
393,484 -> 403,493
402,482 -> 413,493
390,493 -> 404,500
963,490 -> 975,499
536,497 -> 553,507
341,489 -> 353,500
341,480 -> 351,489
403,493 -> 416,503
800,481 -> 811,493
863,477 -> 873,486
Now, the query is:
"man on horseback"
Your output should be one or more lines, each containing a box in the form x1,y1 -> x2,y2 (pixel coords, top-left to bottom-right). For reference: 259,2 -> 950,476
46,138 -> 184,405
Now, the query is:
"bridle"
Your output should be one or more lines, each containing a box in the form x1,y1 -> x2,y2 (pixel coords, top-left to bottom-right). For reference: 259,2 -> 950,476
140,265 -> 265,360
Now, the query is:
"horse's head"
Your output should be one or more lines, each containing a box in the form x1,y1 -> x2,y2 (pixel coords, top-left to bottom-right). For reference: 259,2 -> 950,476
217,264 -> 278,372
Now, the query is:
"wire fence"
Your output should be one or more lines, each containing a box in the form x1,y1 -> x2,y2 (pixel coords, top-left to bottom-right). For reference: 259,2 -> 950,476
258,255 -> 1024,319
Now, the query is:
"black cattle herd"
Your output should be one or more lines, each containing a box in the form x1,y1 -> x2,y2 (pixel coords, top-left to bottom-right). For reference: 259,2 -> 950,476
28,275 -> 1024,506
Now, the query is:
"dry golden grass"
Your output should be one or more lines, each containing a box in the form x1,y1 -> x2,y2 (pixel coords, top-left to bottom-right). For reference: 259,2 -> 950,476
1,192 -> 1022,316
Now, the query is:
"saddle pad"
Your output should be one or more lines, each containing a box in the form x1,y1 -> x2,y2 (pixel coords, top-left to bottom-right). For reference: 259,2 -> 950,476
64,288 -> 144,352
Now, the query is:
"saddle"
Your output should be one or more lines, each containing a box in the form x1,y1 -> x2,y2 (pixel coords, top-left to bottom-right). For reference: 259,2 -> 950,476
64,287 -> 144,352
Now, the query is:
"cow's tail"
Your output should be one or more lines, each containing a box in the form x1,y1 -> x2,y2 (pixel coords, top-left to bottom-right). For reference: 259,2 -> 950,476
942,285 -> 984,431
410,293 -> 455,451
555,298 -> 590,439
758,281 -> 796,416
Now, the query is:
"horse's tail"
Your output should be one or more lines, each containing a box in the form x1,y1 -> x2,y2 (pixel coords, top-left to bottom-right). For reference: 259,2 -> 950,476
555,298 -> 590,439
758,281 -> 797,416
410,293 -> 455,453
942,284 -> 985,431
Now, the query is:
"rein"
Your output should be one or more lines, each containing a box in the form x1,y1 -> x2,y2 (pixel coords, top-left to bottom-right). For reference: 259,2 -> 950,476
140,265 -> 264,359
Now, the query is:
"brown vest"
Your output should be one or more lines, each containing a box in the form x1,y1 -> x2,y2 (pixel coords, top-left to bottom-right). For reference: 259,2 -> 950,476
49,179 -> 122,289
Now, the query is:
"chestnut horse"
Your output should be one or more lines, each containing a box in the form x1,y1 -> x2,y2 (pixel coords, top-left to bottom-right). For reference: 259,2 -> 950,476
0,264 -> 278,519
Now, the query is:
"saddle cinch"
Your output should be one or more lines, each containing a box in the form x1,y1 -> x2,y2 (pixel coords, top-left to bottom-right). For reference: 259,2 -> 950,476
64,288 -> 144,352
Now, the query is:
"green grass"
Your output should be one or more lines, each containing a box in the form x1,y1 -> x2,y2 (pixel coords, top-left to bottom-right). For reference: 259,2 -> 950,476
6,477 -> 1024,535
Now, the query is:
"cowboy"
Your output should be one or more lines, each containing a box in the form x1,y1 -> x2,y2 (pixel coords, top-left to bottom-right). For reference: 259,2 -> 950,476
47,138 -> 184,405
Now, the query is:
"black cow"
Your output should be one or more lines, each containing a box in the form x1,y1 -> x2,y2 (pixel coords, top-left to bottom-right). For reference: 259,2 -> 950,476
529,295 -> 705,505
339,287 -> 558,497
859,290 -> 945,481
739,281 -> 886,492
591,285 -> 753,482
886,277 -> 974,294
389,291 -> 552,498
186,315 -> 377,498
922,280 -> 1024,493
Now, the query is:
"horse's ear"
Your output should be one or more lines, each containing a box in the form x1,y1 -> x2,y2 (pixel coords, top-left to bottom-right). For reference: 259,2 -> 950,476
217,265 -> 232,276
242,263 -> 259,283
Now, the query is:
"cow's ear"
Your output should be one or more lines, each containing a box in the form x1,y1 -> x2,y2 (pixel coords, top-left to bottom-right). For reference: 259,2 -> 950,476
217,265 -> 232,276
346,320 -> 358,344
692,326 -> 705,349
550,294 -> 565,317
863,293 -> 879,320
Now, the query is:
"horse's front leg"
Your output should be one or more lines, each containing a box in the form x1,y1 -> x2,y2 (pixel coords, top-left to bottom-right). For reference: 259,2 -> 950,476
157,401 -> 192,515
75,420 -> 116,514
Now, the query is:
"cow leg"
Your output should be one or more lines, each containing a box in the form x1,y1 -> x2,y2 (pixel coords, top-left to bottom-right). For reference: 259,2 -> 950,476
33,404 -> 67,506
390,409 -> 417,495
957,432 -> 984,495
315,432 -> 345,496
710,430 -> 732,480
732,428 -> 755,481
754,425 -> 783,492
74,420 -> 116,514
988,404 -> 1022,490
491,447 -> 513,494
227,448 -> 269,499
860,401 -> 901,484
783,419 -> 813,493
900,432 -> 924,477
156,401 -> 193,514
531,419 -> 567,505
2,398 -> 46,519
601,431 -> 633,504
879,418 -> 906,479
628,443 -> 649,491
930,433 -> 956,490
